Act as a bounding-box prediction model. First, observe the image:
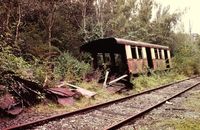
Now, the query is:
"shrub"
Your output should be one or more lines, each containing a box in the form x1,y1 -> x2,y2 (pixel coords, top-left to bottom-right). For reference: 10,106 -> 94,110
53,52 -> 91,81
0,47 -> 31,77
0,47 -> 46,83
173,43 -> 200,76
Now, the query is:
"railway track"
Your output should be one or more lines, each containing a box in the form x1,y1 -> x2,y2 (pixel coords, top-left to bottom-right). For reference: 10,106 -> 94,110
5,76 -> 200,130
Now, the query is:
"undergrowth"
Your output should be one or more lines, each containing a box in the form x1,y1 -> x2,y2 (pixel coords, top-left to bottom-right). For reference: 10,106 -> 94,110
35,70 -> 187,113
132,71 -> 186,92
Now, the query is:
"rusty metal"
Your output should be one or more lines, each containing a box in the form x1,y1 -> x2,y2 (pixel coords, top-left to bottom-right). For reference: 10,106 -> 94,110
5,76 -> 198,130
57,97 -> 75,105
0,94 -> 23,115
105,82 -> 200,130
81,38 -> 170,77
115,38 -> 169,49
46,87 -> 80,105
81,38 -> 169,52
0,94 -> 16,110
6,106 -> 23,115
47,88 -> 76,97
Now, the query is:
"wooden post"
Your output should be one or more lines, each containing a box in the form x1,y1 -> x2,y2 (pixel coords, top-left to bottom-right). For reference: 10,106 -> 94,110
161,49 -> 165,59
167,50 -> 171,67
151,48 -> 155,59
108,74 -> 128,85
103,70 -> 109,87
142,47 -> 147,59
135,46 -> 139,59
157,49 -> 160,59
151,48 -> 156,69
125,45 -> 132,59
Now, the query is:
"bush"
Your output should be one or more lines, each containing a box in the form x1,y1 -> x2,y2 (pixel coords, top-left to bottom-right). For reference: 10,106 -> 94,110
0,47 -> 46,83
0,47 -> 31,77
173,43 -> 200,76
0,47 -> 91,85
53,52 -> 91,81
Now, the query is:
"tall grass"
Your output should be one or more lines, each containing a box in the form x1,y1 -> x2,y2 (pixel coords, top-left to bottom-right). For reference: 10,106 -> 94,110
132,71 -> 186,92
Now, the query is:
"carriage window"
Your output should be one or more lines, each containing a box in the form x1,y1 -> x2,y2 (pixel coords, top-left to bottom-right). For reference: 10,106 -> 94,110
104,53 -> 111,63
131,47 -> 137,59
154,49 -> 158,59
138,47 -> 142,59
97,53 -> 104,65
159,49 -> 162,59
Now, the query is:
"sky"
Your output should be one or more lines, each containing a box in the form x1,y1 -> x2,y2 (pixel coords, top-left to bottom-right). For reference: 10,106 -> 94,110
155,0 -> 200,34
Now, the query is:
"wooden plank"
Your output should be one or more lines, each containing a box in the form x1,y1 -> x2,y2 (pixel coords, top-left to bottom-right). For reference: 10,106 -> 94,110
63,82 -> 96,98
108,74 -> 128,85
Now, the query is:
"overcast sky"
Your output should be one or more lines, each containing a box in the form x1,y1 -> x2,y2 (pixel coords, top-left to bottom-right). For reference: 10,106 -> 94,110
155,0 -> 200,34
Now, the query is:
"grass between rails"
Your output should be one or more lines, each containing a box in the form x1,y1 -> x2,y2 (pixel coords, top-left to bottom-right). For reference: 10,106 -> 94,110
34,71 -> 186,113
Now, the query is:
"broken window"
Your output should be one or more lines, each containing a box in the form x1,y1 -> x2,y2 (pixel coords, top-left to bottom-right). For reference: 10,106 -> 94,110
159,49 -> 162,59
131,47 -> 137,59
115,54 -> 127,74
97,53 -> 104,66
154,48 -> 158,59
138,47 -> 142,59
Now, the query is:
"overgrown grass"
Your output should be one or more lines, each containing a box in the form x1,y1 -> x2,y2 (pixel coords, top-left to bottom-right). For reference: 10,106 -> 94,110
132,71 -> 186,92
144,118 -> 200,130
35,71 -> 187,113
184,89 -> 200,112
34,80 -> 123,113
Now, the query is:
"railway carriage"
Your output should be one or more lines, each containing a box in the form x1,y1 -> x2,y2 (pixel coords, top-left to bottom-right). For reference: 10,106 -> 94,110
80,37 -> 171,76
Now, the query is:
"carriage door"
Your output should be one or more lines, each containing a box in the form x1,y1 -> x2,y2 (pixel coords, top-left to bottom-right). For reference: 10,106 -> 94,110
146,47 -> 153,69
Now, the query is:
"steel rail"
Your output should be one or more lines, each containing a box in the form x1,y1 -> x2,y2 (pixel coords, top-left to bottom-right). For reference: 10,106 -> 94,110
5,76 -> 198,130
105,82 -> 200,130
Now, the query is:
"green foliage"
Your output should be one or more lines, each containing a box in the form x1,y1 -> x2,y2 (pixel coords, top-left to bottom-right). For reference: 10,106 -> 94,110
0,47 -> 46,83
0,47 -> 31,78
173,43 -> 200,76
53,52 -> 91,81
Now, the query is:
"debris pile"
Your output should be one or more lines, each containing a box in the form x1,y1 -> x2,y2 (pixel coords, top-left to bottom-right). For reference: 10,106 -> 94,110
46,87 -> 81,106
0,71 -> 45,116
0,71 -> 96,116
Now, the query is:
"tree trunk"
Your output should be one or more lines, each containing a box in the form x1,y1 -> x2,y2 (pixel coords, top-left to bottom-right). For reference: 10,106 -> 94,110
6,9 -> 11,32
82,0 -> 87,42
15,3 -> 21,45
48,25 -> 52,54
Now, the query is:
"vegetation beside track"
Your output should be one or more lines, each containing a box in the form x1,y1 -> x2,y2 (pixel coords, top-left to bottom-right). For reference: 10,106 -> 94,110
132,71 -> 186,92
34,71 -> 186,113
137,81 -> 200,130
0,1 -> 200,125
